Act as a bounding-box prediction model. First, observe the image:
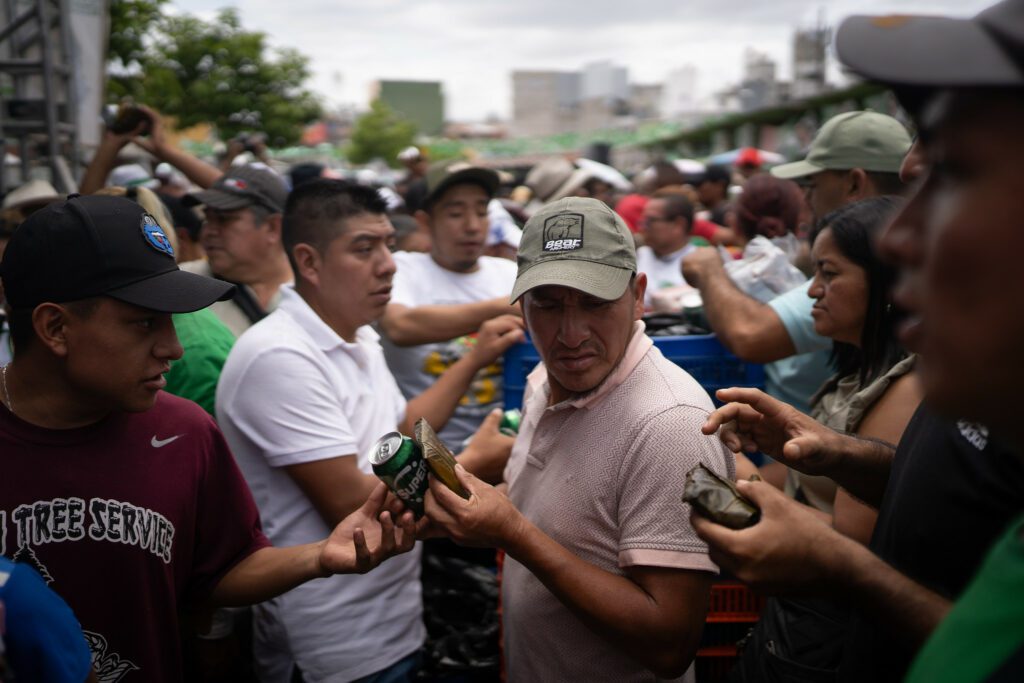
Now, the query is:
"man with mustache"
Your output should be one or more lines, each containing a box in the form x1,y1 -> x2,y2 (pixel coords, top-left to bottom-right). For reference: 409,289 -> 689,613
216,180 -> 522,682
423,197 -> 733,682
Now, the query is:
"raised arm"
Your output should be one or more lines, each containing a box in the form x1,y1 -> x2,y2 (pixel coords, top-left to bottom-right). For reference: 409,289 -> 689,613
131,105 -> 223,190
380,297 -> 521,347
682,247 -> 798,362
398,314 -> 524,434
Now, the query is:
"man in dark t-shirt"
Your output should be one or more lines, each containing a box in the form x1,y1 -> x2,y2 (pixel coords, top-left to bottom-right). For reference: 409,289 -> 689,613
0,195 -> 417,682
840,407 -> 1024,682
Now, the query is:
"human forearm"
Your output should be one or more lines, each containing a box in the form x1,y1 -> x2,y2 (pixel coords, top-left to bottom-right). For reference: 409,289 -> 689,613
835,534 -> 951,649
382,299 -> 517,347
399,355 -> 481,435
79,136 -> 125,195
210,544 -> 324,606
504,521 -> 706,677
151,144 -> 223,189
694,261 -> 796,362
829,437 -> 895,508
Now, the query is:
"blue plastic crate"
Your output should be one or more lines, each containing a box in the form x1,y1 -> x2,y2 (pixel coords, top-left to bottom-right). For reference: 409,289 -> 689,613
502,334 -> 765,410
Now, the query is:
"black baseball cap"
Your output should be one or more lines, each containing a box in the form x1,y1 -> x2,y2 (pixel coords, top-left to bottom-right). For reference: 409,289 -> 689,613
184,164 -> 288,213
0,195 -> 234,313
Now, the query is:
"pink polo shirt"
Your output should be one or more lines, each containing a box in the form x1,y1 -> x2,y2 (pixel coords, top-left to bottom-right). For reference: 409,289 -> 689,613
502,321 -> 734,682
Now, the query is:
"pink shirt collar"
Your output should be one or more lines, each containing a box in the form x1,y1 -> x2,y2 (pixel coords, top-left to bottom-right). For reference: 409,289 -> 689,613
526,320 -> 652,411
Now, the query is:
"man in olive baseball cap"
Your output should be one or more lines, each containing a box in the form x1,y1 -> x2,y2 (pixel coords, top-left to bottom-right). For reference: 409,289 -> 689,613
423,195 -> 731,681
771,110 -> 911,220
510,196 -> 636,303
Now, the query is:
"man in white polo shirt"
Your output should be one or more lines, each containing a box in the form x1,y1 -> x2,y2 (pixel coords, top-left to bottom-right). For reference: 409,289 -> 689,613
216,180 -> 523,682
424,197 -> 734,682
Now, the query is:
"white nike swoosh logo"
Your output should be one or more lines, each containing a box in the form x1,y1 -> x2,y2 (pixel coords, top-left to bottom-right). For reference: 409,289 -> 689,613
151,435 -> 183,448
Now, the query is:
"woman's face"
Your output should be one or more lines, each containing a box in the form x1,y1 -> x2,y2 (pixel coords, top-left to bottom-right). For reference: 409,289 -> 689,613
808,228 -> 869,347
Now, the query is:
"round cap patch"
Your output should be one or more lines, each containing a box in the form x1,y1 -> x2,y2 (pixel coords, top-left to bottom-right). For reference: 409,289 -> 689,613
140,213 -> 175,257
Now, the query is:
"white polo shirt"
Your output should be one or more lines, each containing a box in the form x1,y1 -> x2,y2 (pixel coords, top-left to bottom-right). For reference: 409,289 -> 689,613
217,285 -> 424,682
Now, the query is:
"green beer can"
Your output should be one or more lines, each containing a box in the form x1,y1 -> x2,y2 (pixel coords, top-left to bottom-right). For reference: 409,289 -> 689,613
369,432 -> 429,517
499,409 -> 522,436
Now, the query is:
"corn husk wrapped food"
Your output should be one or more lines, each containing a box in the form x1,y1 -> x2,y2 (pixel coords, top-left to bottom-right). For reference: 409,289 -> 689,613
414,418 -> 470,499
682,463 -> 760,529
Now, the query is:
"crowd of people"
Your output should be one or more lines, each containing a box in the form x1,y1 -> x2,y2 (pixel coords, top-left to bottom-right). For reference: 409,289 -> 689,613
0,1 -> 1022,682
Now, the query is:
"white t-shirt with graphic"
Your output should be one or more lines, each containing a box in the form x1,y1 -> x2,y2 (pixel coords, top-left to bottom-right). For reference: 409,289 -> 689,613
636,243 -> 698,307
382,251 -> 517,449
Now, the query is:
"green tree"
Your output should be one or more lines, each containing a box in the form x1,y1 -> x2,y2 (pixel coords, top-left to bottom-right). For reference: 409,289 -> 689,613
109,8 -> 321,146
346,100 -> 418,167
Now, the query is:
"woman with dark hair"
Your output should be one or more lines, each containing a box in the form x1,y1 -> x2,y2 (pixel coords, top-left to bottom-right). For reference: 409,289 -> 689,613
792,195 -> 921,542
731,195 -> 922,681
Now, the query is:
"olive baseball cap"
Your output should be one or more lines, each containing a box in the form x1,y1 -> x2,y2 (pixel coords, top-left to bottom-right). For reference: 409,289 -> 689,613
771,111 -> 912,180
835,1 -> 1024,90
424,160 -> 499,207
510,197 -> 635,303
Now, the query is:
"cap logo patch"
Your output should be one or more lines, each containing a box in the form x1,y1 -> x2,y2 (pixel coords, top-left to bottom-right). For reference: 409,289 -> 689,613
140,213 -> 175,257
223,178 -> 249,191
542,213 -> 584,252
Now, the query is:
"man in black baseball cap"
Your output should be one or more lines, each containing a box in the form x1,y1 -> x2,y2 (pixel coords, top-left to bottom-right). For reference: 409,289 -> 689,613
692,3 -> 1024,683
181,164 -> 294,336
0,194 -> 418,681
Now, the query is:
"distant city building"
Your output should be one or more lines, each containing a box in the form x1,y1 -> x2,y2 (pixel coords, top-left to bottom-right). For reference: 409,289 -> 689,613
792,23 -> 831,100
511,70 -> 581,137
581,61 -> 629,102
373,80 -> 444,136
662,66 -> 699,119
629,84 -> 663,121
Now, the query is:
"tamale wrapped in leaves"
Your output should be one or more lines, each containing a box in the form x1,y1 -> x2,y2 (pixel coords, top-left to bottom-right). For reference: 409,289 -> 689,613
414,418 -> 471,499
682,463 -> 760,529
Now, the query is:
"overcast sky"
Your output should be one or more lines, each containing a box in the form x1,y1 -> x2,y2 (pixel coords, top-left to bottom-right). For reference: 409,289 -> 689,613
169,0 -> 992,121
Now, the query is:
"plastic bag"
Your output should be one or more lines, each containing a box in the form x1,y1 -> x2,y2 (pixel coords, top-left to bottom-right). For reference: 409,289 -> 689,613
723,236 -> 808,303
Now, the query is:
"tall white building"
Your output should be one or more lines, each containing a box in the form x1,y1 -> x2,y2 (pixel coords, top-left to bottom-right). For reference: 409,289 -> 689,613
662,66 -> 699,119
581,61 -> 629,102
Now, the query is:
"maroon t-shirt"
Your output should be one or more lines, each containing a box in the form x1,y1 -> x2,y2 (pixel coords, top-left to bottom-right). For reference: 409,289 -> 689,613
0,392 -> 270,682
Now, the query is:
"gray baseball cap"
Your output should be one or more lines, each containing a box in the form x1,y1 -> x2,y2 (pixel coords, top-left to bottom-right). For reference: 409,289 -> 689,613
771,111 -> 912,180
835,1 -> 1024,89
424,159 -> 499,207
185,164 -> 288,213
510,197 -> 635,303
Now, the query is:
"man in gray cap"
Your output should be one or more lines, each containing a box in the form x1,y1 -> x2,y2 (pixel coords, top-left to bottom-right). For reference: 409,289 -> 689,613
181,164 -> 294,336
423,197 -> 733,682
692,2 -> 1024,683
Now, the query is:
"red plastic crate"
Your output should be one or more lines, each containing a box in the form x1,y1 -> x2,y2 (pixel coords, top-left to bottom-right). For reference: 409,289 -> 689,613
707,581 -> 765,622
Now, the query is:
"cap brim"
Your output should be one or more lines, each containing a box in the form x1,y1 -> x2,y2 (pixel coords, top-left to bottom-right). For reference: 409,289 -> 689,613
510,259 -> 632,304
429,168 -> 500,204
106,269 -> 235,314
183,189 -> 254,211
836,14 -> 1024,88
770,160 -> 823,180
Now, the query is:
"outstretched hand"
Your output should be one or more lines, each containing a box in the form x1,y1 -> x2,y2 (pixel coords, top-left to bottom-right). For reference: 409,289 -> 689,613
691,479 -> 853,595
318,483 -> 417,575
703,387 -> 844,477
458,408 -> 515,484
